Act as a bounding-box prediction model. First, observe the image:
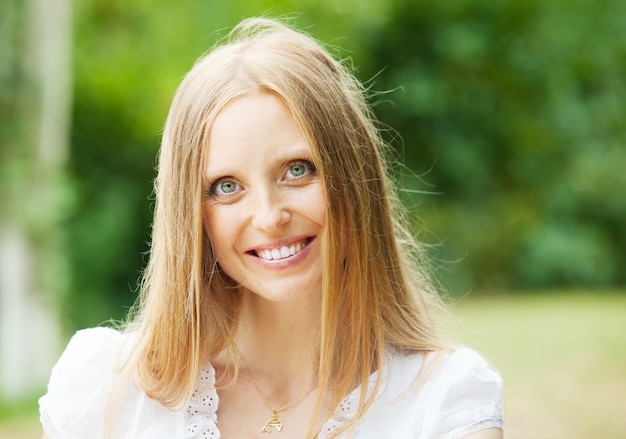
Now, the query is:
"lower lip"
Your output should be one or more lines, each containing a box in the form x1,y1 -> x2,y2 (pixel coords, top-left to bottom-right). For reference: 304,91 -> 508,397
248,238 -> 315,270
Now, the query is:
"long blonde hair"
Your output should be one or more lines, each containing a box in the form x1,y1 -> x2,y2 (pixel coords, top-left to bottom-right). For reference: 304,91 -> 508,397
125,17 -> 447,436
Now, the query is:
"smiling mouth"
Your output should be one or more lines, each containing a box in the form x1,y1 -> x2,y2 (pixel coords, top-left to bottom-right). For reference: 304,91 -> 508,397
252,238 -> 312,261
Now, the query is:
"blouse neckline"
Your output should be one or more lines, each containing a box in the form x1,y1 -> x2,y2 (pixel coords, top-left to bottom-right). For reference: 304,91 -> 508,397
184,356 -> 389,439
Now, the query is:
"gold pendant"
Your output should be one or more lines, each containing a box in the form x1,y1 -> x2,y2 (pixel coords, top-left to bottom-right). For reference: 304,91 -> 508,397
261,413 -> 283,432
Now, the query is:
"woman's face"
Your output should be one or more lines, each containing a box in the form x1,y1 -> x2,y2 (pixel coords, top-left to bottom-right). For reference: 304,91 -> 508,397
203,92 -> 326,304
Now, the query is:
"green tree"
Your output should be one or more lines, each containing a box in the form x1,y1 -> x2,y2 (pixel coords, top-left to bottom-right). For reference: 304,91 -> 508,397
358,0 -> 626,291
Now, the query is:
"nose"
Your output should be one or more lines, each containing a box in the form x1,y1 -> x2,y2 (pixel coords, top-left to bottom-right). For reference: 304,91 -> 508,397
250,187 -> 291,232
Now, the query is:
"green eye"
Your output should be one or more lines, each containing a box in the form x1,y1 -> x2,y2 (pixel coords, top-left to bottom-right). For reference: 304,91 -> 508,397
208,178 -> 239,197
219,181 -> 237,194
289,164 -> 307,177
287,160 -> 316,178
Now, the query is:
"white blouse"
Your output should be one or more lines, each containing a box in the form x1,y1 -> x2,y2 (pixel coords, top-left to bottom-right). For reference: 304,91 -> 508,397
39,327 -> 503,438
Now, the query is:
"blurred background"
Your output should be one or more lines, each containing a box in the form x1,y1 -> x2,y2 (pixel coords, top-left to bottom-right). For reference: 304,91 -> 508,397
1,0 -> 624,438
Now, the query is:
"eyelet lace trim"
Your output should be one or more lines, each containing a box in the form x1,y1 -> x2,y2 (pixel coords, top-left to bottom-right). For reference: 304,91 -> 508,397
185,366 -> 220,438
320,369 -> 381,437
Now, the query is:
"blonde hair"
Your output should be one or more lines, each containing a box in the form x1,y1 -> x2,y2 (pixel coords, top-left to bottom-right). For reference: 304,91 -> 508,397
124,17 -> 447,437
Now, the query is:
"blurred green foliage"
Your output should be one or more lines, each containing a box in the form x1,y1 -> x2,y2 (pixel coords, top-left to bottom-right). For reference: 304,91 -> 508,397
1,0 -> 32,209
358,0 -> 626,291
9,0 -> 623,328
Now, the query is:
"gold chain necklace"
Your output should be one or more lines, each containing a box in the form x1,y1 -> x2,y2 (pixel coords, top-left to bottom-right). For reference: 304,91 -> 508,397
239,355 -> 317,433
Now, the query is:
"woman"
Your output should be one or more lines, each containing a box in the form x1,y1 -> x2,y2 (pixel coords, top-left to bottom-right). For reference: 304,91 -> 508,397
40,17 -> 502,438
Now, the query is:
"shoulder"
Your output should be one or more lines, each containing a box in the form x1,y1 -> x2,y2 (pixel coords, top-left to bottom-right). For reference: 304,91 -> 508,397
46,327 -> 128,389
386,347 -> 503,438
39,327 -> 129,438
47,326 -> 127,380
388,347 -> 502,391
430,347 -> 502,388
59,326 -> 125,360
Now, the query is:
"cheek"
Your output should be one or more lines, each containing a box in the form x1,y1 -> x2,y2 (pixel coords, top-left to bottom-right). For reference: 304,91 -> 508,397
203,207 -> 232,262
307,184 -> 327,227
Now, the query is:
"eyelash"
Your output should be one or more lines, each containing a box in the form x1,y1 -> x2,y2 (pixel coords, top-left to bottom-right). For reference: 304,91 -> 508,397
207,159 -> 317,198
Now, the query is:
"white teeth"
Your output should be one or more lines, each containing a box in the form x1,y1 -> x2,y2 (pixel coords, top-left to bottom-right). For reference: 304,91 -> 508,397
257,241 -> 306,261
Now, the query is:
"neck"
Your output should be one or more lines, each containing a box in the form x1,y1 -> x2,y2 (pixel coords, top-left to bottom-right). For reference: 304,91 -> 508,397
234,290 -> 321,387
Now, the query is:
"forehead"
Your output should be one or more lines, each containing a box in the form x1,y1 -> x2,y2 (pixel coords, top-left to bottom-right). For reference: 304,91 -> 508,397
204,92 -> 313,175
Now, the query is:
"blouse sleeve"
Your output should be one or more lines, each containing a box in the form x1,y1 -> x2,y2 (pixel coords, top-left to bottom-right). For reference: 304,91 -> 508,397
39,327 -> 125,439
421,348 -> 503,439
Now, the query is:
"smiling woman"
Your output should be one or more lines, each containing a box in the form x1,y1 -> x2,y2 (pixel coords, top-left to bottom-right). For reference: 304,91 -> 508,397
39,17 -> 502,439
